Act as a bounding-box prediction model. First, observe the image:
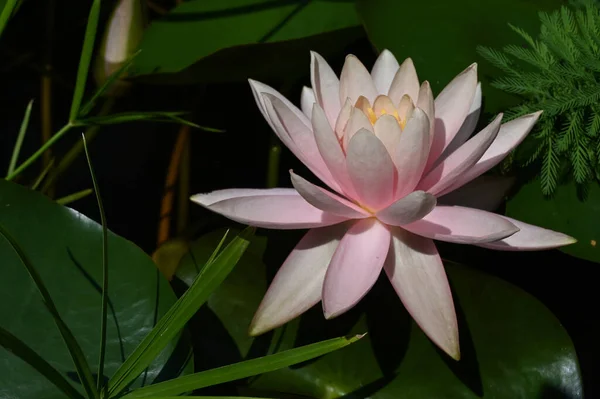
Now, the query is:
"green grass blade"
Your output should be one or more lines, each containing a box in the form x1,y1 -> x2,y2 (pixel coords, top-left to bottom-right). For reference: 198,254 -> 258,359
7,99 -> 34,176
55,188 -> 93,205
79,50 -> 141,118
0,0 -> 19,37
69,0 -> 101,122
30,157 -> 55,190
142,397 -> 267,399
81,133 -> 109,392
122,335 -> 364,398
78,112 -> 224,131
107,227 -> 254,398
205,229 -> 229,265
0,326 -> 85,399
0,222 -> 99,399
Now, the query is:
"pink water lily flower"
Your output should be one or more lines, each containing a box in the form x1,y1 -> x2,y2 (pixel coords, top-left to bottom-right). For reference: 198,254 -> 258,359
191,50 -> 576,360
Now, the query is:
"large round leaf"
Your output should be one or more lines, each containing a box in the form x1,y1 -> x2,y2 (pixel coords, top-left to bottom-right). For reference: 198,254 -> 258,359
0,179 -> 192,399
356,0 -> 562,113
506,180 -> 600,264
131,0 -> 360,77
177,229 -> 582,398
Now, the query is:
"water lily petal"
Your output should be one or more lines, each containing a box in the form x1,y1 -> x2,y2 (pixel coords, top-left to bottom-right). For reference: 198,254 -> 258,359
263,93 -> 341,193
426,64 -> 478,171
418,114 -> 503,196
439,82 -> 482,160
376,191 -> 437,226
191,188 -> 346,229
477,217 -> 577,251
417,81 -> 435,143
440,112 -> 542,195
301,86 -> 316,120
403,205 -> 519,244
249,224 -> 347,335
346,129 -> 396,210
290,171 -> 368,219
311,51 -> 341,127
388,58 -> 420,105
249,79 -> 309,132
322,219 -> 391,318
339,54 -> 378,105
393,109 -> 431,197
438,175 -> 515,212
373,114 -> 402,157
385,228 -> 459,360
335,98 -> 353,139
343,106 -> 374,149
312,103 -> 358,198
371,49 -> 400,94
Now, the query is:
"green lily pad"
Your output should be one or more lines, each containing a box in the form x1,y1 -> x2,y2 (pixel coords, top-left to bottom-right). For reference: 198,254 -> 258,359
356,0 -> 562,113
506,180 -> 600,263
130,0 -> 360,78
0,179 -> 192,399
177,228 -> 582,398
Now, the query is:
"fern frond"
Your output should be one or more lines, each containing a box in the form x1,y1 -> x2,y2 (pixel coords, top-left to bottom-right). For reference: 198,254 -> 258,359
571,133 -> 591,182
541,136 -> 560,194
558,108 -> 584,151
476,46 -> 516,74
585,107 -> 600,136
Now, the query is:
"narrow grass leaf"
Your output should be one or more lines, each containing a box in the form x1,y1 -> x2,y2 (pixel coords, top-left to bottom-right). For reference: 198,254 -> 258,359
0,0 -> 19,37
79,50 -> 141,118
55,188 -> 94,205
30,157 -> 55,190
0,326 -> 85,399
0,222 -> 99,399
69,0 -> 101,122
82,134 -> 109,391
78,112 -> 224,131
122,335 -> 364,398
7,99 -> 34,176
107,227 -> 254,397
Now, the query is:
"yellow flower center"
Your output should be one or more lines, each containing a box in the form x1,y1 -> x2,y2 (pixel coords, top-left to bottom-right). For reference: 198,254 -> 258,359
355,94 -> 414,130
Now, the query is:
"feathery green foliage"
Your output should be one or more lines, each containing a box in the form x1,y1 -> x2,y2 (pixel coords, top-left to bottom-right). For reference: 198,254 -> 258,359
478,0 -> 600,194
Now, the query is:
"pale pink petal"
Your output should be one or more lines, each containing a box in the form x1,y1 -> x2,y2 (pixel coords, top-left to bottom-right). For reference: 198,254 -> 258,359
301,86 -> 316,120
290,171 -> 368,219
312,103 -> 358,198
343,106 -> 374,149
388,58 -> 420,105
403,205 -> 519,244
418,114 -> 503,196
191,188 -> 346,229
322,219 -> 391,318
263,94 -> 342,193
477,217 -> 577,251
376,191 -> 437,226
426,64 -> 478,171
311,51 -> 341,127
373,114 -> 401,156
441,112 -> 542,195
384,228 -> 459,360
438,175 -> 515,212
346,129 -> 396,210
249,224 -> 348,335
249,79 -> 309,132
371,49 -> 400,95
339,55 -> 378,105
334,98 -> 353,139
393,109 -> 431,198
417,81 -> 435,143
439,82 -> 482,160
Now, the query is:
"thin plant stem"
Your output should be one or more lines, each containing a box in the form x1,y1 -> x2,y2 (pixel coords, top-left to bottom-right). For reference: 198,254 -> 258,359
6,123 -> 76,181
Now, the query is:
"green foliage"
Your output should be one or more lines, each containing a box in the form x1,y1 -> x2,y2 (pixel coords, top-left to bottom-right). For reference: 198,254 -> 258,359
478,0 -> 600,194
